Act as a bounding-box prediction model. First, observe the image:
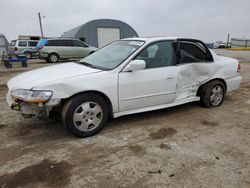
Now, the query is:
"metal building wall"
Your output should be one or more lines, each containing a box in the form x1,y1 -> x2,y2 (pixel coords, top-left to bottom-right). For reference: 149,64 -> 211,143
0,33 -> 9,56
61,19 -> 139,47
231,38 -> 250,48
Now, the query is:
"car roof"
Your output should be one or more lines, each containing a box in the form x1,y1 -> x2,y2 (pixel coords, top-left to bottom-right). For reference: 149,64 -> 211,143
122,36 -> 178,42
47,38 -> 79,41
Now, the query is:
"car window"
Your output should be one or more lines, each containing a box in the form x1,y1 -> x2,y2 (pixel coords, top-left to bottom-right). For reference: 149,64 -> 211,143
46,40 -> 73,47
74,40 -> 88,47
80,40 -> 144,70
62,40 -> 74,47
46,40 -> 58,46
179,42 -> 208,63
135,41 -> 173,69
18,41 -> 27,47
28,41 -> 38,47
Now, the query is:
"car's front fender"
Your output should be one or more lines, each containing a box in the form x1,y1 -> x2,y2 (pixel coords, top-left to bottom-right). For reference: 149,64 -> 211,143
34,71 -> 119,113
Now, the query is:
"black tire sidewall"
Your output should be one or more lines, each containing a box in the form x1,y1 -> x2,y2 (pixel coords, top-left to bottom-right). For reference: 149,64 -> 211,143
200,81 -> 225,108
49,53 -> 58,63
24,52 -> 32,59
63,94 -> 108,138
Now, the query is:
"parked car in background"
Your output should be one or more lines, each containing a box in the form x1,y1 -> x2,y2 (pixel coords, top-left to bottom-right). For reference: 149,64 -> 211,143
39,38 -> 97,63
213,41 -> 226,48
6,37 -> 241,138
8,39 -> 39,58
205,43 -> 214,49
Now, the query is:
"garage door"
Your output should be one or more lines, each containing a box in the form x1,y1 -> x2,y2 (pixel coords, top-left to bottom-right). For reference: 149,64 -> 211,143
97,27 -> 120,47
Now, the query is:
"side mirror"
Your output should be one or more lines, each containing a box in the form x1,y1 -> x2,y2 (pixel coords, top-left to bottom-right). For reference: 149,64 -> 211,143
123,59 -> 146,72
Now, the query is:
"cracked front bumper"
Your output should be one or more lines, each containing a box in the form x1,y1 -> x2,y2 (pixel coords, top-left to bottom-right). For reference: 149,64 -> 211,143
6,90 -> 61,119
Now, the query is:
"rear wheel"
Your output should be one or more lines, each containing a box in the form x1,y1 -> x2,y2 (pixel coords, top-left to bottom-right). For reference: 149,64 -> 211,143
200,80 -> 225,108
48,53 -> 59,63
62,93 -> 109,138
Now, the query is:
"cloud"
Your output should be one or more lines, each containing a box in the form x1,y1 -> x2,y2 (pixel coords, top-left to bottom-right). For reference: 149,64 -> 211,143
0,0 -> 249,42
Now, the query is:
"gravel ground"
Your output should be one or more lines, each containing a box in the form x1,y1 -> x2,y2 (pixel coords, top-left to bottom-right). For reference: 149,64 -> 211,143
0,50 -> 249,188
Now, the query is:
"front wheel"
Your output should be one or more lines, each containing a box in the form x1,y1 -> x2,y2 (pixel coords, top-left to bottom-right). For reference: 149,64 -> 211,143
200,80 -> 225,108
24,52 -> 32,59
48,53 -> 59,63
61,93 -> 109,138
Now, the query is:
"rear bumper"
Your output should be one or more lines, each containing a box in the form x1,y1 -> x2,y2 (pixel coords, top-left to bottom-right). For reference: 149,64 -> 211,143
225,76 -> 242,92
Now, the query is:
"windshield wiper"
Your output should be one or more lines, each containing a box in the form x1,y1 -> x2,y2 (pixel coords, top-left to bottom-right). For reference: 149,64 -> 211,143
78,61 -> 100,69
77,61 -> 110,71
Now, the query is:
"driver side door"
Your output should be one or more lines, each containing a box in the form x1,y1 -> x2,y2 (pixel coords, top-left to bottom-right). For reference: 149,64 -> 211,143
118,41 -> 178,112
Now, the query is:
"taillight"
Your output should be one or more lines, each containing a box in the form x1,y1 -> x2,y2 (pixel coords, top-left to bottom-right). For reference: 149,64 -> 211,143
14,47 -> 18,51
237,63 -> 241,73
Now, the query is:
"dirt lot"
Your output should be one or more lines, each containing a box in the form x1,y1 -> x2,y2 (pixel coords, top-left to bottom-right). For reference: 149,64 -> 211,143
0,50 -> 249,188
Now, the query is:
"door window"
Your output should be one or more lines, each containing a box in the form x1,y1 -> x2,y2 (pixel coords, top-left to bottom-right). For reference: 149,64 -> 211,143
18,41 -> 27,47
74,40 -> 88,47
60,40 -> 74,47
179,42 -> 209,63
135,41 -> 173,69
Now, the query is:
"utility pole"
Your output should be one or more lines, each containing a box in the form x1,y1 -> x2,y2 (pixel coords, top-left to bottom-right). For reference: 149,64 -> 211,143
38,12 -> 44,38
226,33 -> 230,48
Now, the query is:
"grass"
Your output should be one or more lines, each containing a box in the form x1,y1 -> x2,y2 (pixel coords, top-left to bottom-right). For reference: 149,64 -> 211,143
227,47 -> 250,51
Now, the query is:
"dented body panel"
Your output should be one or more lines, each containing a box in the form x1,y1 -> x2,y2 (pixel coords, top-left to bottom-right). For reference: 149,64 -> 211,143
6,37 -> 241,119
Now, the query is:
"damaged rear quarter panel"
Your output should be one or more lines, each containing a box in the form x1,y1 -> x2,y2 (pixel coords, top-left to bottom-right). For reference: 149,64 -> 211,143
176,62 -> 222,101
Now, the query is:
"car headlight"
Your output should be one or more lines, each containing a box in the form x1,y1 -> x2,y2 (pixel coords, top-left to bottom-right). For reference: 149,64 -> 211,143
11,89 -> 53,102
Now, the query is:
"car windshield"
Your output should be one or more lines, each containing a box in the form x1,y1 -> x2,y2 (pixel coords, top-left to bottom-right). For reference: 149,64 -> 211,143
79,40 -> 144,70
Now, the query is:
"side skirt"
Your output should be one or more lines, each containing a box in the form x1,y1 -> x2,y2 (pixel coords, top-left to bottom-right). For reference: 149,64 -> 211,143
113,96 -> 200,118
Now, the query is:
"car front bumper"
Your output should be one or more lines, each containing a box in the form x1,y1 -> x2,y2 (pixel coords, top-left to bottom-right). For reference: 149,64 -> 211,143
6,90 -> 61,119
39,52 -> 49,59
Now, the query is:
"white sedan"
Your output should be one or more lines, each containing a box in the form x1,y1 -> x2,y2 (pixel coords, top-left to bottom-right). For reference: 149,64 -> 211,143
6,37 -> 241,137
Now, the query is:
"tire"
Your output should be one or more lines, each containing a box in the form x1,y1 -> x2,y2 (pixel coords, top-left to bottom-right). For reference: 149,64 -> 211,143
21,62 -> 28,67
61,93 -> 109,138
4,62 -> 12,68
24,52 -> 32,59
48,53 -> 59,63
199,80 -> 225,108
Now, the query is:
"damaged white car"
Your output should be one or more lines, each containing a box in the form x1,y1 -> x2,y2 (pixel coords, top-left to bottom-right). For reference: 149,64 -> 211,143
6,37 -> 241,137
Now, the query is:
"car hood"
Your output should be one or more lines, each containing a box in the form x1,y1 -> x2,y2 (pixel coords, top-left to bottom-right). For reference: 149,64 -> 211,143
7,62 -> 102,90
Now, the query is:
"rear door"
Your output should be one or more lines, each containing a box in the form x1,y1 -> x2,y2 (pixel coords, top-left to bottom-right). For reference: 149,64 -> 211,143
118,41 -> 178,112
27,41 -> 38,54
175,39 -> 216,101
53,40 -> 72,59
63,40 -> 76,58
